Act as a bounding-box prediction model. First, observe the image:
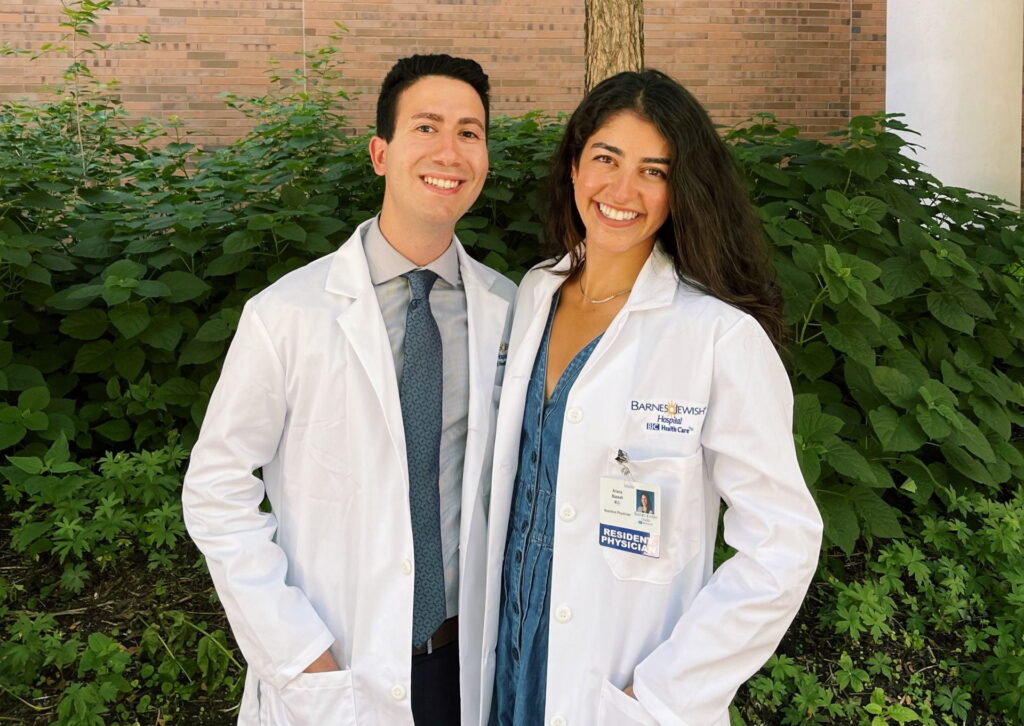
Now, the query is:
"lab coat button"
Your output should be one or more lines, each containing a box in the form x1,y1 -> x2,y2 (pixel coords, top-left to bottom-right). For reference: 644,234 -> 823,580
551,717 -> 567,726
391,684 -> 407,700
401,559 -> 412,575
554,604 -> 572,623
565,407 -> 583,424
559,504 -> 576,522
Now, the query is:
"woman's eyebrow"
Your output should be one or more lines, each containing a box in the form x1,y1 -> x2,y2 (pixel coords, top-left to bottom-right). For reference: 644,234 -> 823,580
591,141 -> 669,165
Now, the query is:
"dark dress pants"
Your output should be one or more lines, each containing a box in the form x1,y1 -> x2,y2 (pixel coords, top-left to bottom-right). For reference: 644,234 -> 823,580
411,641 -> 460,725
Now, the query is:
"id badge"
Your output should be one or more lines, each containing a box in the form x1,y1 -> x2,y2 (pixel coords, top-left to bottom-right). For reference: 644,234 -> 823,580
599,476 -> 661,558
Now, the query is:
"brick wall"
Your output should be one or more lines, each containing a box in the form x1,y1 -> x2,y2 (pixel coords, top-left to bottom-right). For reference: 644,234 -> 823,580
1,0 -> 886,148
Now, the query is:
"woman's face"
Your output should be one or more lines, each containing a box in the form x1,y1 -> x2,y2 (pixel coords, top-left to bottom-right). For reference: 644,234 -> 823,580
641,493 -> 650,508
571,111 -> 671,258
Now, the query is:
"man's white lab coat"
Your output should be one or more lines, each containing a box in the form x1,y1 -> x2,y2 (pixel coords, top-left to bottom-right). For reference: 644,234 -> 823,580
183,220 -> 516,725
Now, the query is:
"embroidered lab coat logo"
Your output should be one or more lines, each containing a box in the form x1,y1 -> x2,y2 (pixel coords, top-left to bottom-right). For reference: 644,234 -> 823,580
630,399 -> 707,434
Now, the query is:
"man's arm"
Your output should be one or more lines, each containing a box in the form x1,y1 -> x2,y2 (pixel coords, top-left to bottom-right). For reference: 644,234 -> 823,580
182,301 -> 337,689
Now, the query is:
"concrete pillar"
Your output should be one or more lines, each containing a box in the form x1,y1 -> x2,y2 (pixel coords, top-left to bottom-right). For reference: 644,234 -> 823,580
886,0 -> 1023,204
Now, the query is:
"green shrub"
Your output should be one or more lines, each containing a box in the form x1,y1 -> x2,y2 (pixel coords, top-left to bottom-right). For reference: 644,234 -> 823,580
725,114 -> 1023,554
733,487 -> 1024,724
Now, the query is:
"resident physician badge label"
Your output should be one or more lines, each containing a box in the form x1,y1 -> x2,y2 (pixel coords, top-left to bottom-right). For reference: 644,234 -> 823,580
598,476 -> 661,558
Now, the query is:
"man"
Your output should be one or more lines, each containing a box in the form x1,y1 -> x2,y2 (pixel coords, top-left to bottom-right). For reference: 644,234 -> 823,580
182,54 -> 515,726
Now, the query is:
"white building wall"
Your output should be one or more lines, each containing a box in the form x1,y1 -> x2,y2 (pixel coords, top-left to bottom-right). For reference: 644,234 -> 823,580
887,0 -> 1023,204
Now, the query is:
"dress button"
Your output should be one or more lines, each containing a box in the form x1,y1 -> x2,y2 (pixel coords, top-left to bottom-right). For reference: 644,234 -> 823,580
525,489 -> 533,502
530,451 -> 538,463
565,407 -> 583,424
391,684 -> 407,700
551,717 -> 567,726
512,646 -> 520,661
511,601 -> 520,615
401,559 -> 412,575
515,550 -> 523,563
554,604 -> 572,623
559,504 -> 576,522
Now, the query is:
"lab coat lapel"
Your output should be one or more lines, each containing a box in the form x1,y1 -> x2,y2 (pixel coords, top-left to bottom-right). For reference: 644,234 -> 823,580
325,222 -> 407,472
458,241 -> 510,523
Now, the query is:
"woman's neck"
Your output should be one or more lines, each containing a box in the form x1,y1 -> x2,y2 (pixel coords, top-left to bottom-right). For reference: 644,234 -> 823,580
577,241 -> 654,301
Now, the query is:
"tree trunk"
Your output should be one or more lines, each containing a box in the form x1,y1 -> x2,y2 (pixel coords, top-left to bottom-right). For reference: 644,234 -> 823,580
584,0 -> 644,92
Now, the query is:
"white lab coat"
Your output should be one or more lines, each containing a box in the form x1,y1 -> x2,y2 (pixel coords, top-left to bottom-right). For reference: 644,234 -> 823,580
182,219 -> 516,725
480,246 -> 822,726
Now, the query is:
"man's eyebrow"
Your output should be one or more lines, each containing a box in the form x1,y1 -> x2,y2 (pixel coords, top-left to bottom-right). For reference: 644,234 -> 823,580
591,141 -> 670,165
411,111 -> 485,129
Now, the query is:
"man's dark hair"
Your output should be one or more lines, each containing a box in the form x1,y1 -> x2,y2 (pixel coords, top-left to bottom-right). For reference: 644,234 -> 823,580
375,54 -> 490,142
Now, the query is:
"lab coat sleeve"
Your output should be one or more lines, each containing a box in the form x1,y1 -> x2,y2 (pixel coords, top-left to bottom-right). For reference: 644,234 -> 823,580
632,316 -> 823,726
181,301 -> 336,690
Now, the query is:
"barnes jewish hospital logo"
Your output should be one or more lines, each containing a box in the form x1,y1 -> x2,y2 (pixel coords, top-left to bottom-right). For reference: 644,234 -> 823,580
630,400 -> 707,434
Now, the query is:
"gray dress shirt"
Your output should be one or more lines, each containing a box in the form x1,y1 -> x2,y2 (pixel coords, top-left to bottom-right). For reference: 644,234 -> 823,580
362,217 -> 468,618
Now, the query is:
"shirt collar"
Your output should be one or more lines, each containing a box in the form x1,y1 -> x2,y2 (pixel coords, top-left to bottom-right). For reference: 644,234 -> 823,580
363,215 -> 461,288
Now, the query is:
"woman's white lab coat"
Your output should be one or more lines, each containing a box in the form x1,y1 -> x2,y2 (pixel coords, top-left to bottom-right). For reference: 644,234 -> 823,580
182,221 -> 515,725
480,246 -> 822,726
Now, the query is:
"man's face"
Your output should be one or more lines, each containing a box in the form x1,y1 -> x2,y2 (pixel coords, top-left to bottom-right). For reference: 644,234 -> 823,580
370,75 -> 488,235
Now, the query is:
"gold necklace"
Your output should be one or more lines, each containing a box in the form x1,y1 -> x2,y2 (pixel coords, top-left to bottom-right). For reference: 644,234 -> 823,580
577,274 -> 632,304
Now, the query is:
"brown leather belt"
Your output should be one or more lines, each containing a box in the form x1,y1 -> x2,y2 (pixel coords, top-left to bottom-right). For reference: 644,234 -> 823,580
412,616 -> 458,656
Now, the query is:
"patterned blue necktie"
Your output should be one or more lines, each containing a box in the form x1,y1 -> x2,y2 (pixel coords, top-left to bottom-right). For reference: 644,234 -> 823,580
400,269 -> 447,648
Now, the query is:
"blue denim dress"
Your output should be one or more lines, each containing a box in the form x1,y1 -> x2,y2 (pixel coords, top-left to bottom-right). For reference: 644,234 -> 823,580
491,290 -> 603,726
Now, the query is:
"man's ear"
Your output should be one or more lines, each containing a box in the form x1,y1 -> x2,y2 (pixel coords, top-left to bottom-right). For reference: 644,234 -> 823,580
368,136 -> 388,177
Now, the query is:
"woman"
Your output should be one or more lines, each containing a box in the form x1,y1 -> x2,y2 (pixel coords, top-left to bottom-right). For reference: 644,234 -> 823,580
480,70 -> 823,726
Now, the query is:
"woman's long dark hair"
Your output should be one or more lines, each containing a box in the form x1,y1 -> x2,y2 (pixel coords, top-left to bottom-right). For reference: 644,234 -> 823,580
544,70 -> 786,347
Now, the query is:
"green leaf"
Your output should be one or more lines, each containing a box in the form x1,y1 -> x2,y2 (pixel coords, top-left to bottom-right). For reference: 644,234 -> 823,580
195,318 -> 233,342
878,258 -> 928,298
843,147 -> 887,180
17,386 -> 50,412
104,259 -> 146,280
205,253 -> 252,277
850,486 -> 903,538
44,432 -> 70,467
134,280 -> 172,298
247,214 -> 275,230
869,406 -> 927,452
95,419 -> 131,442
114,346 -> 145,380
179,340 -> 225,366
140,317 -> 184,351
108,302 -> 150,339
59,309 -> 108,340
823,323 -> 875,366
897,220 -> 933,250
0,422 -> 26,449
820,491 -> 859,554
223,230 -> 261,254
72,340 -> 114,374
158,377 -> 199,406
7,456 -> 43,475
927,291 -> 974,334
870,366 -> 915,407
274,222 -> 306,242
941,443 -> 993,485
825,443 -> 878,486
790,341 -> 835,381
949,417 -> 996,463
159,270 -> 212,303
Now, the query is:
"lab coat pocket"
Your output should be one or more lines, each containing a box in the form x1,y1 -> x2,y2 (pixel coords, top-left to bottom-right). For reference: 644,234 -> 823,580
601,449 -> 705,584
596,678 -> 658,726
259,668 -> 356,726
